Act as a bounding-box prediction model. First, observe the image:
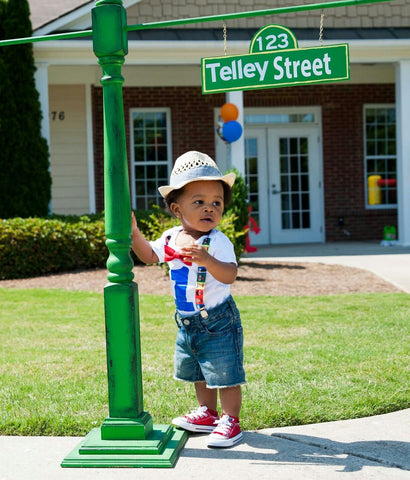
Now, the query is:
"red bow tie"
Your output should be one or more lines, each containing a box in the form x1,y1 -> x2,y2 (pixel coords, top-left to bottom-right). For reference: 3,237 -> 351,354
164,245 -> 192,266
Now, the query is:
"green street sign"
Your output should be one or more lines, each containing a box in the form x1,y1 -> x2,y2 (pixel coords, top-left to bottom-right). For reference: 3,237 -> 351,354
201,25 -> 350,94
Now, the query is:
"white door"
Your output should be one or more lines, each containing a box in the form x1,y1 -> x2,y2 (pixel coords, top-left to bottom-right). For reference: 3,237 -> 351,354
245,125 -> 324,244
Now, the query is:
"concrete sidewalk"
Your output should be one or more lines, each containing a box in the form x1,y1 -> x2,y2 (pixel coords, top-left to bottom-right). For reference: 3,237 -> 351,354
1,409 -> 409,480
244,241 -> 410,293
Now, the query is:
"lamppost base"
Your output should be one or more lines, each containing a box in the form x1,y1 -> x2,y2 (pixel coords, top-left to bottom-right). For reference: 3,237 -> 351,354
61,425 -> 188,468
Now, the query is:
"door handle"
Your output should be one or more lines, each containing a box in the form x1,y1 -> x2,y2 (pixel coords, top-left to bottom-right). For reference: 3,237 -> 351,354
272,189 -> 281,195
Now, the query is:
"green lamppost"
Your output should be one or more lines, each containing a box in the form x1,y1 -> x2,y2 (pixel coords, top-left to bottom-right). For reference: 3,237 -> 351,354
61,0 -> 188,467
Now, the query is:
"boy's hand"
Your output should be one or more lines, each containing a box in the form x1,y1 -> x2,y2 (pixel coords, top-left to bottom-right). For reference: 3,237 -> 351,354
130,212 -> 159,264
181,242 -> 237,284
180,243 -> 209,266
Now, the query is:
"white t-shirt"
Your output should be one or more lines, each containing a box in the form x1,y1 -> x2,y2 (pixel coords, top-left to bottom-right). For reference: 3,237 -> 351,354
150,226 -> 237,316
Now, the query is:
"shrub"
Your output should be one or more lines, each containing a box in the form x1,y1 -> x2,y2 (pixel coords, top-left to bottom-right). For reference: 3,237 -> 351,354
0,198 -> 246,279
0,217 -> 106,279
224,168 -> 249,257
136,205 -> 178,242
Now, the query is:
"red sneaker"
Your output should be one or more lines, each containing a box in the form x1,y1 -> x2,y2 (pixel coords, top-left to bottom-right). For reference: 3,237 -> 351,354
206,414 -> 243,448
172,405 -> 219,433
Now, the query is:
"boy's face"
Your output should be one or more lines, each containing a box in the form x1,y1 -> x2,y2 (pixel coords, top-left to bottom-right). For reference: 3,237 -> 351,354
170,180 -> 224,236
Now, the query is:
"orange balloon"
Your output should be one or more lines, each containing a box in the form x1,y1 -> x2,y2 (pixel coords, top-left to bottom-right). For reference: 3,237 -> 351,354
221,103 -> 239,122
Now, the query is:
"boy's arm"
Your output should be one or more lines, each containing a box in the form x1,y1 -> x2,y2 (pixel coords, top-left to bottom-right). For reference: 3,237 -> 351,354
131,212 -> 159,264
201,256 -> 238,285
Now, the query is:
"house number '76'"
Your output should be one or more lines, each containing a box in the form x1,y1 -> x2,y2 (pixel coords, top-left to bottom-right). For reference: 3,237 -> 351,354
51,111 -> 65,120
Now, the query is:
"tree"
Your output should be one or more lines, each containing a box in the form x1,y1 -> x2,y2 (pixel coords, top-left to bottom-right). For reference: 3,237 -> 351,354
0,42 -> 16,218
0,0 -> 51,218
0,0 -> 20,218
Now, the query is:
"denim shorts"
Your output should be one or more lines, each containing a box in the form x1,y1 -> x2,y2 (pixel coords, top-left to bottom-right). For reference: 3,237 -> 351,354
174,296 -> 246,389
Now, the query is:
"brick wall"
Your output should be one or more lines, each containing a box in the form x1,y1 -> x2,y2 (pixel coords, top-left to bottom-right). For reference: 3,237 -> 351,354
92,83 -> 397,242
320,84 -> 397,241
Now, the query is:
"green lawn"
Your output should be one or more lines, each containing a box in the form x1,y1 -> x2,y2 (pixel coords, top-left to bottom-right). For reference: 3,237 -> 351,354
0,288 -> 409,435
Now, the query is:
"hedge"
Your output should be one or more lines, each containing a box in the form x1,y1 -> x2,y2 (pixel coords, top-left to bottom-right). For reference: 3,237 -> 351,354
0,216 -> 107,280
0,168 -> 249,280
0,210 -> 245,280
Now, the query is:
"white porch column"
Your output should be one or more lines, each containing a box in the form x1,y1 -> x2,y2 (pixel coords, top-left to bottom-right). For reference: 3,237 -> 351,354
85,85 -> 96,213
226,91 -> 245,176
34,62 -> 52,213
395,60 -> 410,246
34,62 -> 50,147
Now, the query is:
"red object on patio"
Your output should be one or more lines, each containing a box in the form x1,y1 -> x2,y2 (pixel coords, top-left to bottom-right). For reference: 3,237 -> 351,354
244,207 -> 261,253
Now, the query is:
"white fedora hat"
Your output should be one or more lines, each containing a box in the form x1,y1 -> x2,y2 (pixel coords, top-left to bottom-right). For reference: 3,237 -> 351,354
158,151 -> 236,198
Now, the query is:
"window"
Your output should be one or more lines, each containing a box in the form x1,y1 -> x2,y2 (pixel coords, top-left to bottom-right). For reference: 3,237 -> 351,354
364,106 -> 397,208
130,109 -> 171,210
279,137 -> 310,229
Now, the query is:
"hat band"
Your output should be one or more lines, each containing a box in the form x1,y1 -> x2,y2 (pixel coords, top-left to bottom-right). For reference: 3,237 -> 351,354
170,165 -> 222,187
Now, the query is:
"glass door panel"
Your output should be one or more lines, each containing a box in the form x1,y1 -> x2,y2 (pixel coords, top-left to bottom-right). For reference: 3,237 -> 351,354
269,127 -> 323,243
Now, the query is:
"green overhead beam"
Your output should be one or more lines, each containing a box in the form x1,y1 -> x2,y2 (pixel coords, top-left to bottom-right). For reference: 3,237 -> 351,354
0,29 -> 93,46
0,0 -> 401,47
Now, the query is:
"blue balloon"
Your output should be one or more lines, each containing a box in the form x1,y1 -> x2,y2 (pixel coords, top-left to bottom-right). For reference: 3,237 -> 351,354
222,120 -> 243,143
